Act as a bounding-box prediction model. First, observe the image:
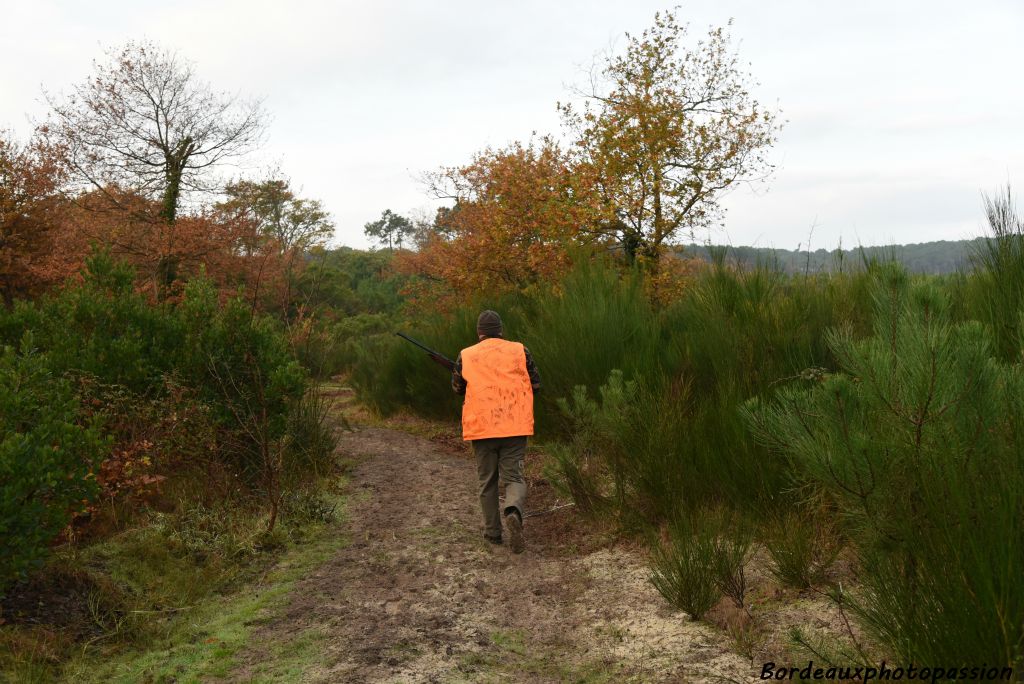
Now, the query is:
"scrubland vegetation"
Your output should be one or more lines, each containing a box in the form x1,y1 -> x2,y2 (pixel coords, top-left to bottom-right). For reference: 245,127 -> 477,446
357,195 -> 1024,671
3,6 -> 1022,680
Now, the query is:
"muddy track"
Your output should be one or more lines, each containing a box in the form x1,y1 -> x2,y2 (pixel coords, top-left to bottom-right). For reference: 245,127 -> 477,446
229,425 -> 757,683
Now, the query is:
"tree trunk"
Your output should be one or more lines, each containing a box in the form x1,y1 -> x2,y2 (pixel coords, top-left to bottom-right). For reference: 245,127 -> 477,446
155,137 -> 194,300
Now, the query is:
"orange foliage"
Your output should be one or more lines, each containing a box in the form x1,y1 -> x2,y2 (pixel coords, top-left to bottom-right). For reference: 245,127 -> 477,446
0,129 -> 303,308
396,138 -> 608,307
50,187 -> 295,306
0,133 -> 67,302
644,248 -> 707,307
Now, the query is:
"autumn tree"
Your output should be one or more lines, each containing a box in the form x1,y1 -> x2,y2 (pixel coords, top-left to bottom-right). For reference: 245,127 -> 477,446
220,178 -> 333,254
364,209 -> 413,251
45,40 -> 266,297
217,178 -> 334,312
0,131 -> 67,302
560,10 -> 781,263
398,137 -> 605,305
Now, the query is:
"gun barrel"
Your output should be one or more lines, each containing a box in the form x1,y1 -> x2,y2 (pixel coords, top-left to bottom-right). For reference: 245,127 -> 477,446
395,332 -> 455,370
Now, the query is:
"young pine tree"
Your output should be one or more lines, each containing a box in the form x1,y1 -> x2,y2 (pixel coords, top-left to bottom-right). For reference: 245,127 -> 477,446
744,264 -> 1024,669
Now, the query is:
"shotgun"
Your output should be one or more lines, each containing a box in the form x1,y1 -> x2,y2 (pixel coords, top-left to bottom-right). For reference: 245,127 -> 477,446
395,332 -> 455,371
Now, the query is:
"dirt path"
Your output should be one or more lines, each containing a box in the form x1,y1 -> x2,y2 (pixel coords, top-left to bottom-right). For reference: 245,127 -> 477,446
229,421 -> 759,683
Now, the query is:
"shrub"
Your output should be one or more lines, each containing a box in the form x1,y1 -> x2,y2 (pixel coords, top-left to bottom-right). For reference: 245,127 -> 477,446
520,258 -> 667,434
0,343 -> 107,591
710,513 -> 754,609
284,387 -> 339,481
0,253 -> 331,537
649,514 -> 722,620
649,509 -> 752,619
291,312 -> 393,379
966,186 -> 1024,361
761,509 -> 841,590
547,370 -> 638,516
745,264 -> 1024,668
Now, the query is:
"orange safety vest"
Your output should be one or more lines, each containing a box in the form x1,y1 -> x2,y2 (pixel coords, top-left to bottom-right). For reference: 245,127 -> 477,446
460,337 -> 534,441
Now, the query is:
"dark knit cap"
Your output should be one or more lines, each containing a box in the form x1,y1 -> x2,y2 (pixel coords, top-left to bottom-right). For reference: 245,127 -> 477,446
477,310 -> 503,337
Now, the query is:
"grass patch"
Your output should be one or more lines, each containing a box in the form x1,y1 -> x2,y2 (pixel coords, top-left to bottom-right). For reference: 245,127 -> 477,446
1,482 -> 348,683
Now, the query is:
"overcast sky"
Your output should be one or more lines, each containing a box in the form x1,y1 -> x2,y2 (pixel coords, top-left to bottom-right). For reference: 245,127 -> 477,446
2,0 -> 1022,250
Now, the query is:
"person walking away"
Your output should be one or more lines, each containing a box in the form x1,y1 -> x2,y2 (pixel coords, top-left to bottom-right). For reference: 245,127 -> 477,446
451,310 -> 540,553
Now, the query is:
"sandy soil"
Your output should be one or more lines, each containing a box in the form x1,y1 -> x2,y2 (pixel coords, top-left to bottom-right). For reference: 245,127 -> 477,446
230,385 -> 864,684
229,406 -> 860,683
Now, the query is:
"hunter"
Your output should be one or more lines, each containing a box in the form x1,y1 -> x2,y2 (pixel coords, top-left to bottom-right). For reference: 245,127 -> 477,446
451,310 -> 540,553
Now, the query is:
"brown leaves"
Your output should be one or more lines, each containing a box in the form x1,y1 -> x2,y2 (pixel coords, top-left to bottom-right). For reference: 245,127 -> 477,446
0,132 -> 67,302
396,138 -> 609,308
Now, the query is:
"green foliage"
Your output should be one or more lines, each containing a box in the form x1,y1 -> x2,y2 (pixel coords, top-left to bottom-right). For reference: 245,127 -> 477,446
745,264 -> 1024,668
0,343 -> 107,590
297,247 -> 406,316
521,258 -> 667,433
180,278 -> 308,479
761,510 -> 841,590
648,512 -> 724,620
965,186 -> 1024,360
709,513 -> 754,609
2,252 -> 185,393
0,251 -> 334,592
295,312 -> 393,379
533,257 -> 878,529
549,370 -> 637,516
284,389 -> 339,481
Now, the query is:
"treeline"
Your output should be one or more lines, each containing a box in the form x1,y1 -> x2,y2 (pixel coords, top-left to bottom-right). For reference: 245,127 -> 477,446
677,239 -> 983,275
0,40 -> 369,679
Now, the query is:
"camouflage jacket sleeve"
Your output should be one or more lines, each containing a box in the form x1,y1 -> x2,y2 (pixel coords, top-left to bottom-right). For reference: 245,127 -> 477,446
524,346 -> 541,392
451,352 -> 467,395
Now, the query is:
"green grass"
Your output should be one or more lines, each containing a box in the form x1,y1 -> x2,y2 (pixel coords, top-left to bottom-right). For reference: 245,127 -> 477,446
1,483 -> 348,684
68,494 -> 345,683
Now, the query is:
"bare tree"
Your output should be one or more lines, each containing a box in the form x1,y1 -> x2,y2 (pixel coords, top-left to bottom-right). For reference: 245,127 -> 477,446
45,40 -> 266,295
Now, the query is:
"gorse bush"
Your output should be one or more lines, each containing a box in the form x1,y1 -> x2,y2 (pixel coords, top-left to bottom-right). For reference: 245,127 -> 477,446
745,264 -> 1024,668
649,508 -> 754,619
0,253 -> 336,592
548,370 -> 638,516
525,256 -> 878,528
966,186 -> 1024,361
520,259 -> 667,432
649,512 -> 723,621
709,512 -> 754,609
761,509 -> 842,589
0,343 -> 107,589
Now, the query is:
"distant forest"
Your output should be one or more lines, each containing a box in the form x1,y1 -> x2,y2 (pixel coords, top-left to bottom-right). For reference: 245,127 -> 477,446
677,238 -> 985,274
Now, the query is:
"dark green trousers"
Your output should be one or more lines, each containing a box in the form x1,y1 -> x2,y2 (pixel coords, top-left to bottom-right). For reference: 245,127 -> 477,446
472,436 -> 527,539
